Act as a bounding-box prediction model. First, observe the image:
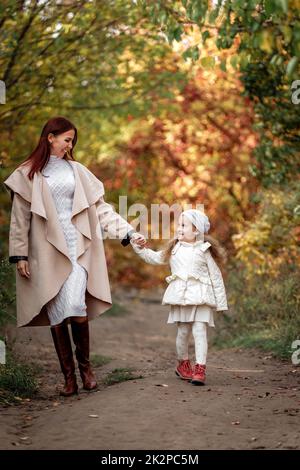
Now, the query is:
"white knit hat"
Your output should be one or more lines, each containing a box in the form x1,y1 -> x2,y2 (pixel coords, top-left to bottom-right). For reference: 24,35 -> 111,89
181,209 -> 210,234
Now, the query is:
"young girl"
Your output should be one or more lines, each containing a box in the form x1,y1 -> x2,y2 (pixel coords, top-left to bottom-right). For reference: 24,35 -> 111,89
131,209 -> 228,385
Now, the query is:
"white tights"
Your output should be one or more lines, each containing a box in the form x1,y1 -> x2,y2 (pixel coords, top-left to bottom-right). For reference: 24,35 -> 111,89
176,322 -> 208,365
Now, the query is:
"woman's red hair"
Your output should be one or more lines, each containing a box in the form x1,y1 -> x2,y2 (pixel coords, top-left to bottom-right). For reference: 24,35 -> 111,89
22,117 -> 78,180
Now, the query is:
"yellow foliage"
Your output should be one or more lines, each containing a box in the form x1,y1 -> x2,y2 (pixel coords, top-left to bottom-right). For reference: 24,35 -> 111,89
232,183 -> 300,279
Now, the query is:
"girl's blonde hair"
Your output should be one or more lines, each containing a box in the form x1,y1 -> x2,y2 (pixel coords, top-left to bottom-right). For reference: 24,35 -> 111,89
162,234 -> 227,266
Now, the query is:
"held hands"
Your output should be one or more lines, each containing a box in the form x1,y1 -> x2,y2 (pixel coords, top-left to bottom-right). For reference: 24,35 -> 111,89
130,232 -> 146,247
17,260 -> 30,279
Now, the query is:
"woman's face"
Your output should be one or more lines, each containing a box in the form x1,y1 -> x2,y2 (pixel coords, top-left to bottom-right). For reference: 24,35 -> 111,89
48,129 -> 75,158
176,214 -> 198,243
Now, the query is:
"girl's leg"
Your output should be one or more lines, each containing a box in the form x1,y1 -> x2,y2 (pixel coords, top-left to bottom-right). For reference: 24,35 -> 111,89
192,321 -> 208,364
175,322 -> 193,380
176,322 -> 192,360
191,321 -> 208,385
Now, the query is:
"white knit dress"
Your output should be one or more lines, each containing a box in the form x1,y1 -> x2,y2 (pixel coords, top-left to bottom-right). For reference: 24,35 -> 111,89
43,155 -> 88,326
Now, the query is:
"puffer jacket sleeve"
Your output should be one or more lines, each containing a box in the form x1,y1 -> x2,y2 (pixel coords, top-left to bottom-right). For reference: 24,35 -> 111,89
8,192 -> 32,263
130,240 -> 166,265
205,249 -> 228,311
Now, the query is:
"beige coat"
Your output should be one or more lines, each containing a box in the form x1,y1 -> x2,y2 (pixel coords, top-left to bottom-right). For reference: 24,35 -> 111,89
4,160 -> 134,327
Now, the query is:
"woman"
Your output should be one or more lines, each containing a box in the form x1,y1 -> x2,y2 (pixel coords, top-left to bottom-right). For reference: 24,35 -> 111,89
4,116 -> 145,397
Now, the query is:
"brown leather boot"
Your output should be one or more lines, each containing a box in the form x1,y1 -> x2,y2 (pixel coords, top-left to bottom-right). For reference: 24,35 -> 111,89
71,318 -> 97,391
50,321 -> 78,397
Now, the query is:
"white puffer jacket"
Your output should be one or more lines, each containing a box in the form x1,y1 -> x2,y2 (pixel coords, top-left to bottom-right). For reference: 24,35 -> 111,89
131,240 -> 228,311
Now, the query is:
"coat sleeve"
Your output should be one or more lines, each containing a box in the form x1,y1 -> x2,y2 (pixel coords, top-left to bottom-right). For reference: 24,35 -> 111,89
205,249 -> 228,311
8,193 -> 32,263
130,240 -> 166,265
96,196 -> 135,242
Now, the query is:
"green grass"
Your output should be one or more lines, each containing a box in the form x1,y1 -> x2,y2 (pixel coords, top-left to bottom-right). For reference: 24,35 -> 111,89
104,302 -> 129,317
0,259 -> 16,327
213,326 -> 296,359
90,354 -> 112,367
0,353 -> 39,405
104,368 -> 143,386
213,262 -> 300,361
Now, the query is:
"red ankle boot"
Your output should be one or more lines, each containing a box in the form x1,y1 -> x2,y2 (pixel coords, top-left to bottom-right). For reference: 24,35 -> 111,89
191,363 -> 206,385
175,359 -> 193,380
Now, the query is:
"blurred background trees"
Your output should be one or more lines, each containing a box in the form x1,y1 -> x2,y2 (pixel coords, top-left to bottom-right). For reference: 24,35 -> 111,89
1,0 -> 299,357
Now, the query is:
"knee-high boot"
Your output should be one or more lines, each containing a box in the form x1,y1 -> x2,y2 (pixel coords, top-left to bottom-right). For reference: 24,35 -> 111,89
70,318 -> 97,391
50,321 -> 78,397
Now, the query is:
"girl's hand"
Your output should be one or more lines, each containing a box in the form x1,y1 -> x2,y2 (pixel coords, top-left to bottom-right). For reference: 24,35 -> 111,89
17,260 -> 30,279
131,233 -> 146,247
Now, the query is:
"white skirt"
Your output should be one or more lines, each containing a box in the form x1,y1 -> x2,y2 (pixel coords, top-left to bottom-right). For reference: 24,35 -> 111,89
167,304 -> 215,327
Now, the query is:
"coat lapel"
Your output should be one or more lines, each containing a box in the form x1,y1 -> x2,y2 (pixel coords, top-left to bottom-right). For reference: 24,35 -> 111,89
70,163 -> 91,242
40,174 -> 71,259
68,162 -> 105,254
30,172 -> 47,219
5,160 -> 105,261
31,169 -> 85,261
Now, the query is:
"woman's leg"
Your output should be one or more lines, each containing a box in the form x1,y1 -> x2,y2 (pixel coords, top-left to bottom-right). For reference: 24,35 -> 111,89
70,316 -> 97,390
175,322 -> 193,380
50,320 -> 78,396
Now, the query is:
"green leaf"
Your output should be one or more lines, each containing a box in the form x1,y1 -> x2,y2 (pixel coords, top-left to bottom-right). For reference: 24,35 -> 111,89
182,45 -> 200,61
258,30 -> 275,53
265,0 -> 276,16
220,58 -> 227,72
286,56 -> 298,77
202,30 -> 211,44
276,0 -> 289,14
208,8 -> 219,24
158,10 -> 168,24
239,53 -> 250,69
173,26 -> 183,42
280,25 -> 292,44
191,46 -> 200,61
270,54 -> 279,65
200,56 -> 215,68
230,55 -> 239,69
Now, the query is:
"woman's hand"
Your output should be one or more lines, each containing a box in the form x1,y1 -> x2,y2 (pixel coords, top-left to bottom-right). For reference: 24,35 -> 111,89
130,233 -> 146,247
17,260 -> 30,279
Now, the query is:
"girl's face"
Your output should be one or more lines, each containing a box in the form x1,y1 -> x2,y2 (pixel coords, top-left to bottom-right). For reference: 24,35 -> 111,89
48,129 -> 75,158
176,214 -> 198,243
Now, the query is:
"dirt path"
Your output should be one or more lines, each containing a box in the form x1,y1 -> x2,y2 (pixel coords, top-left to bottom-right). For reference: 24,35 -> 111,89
1,291 -> 299,450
